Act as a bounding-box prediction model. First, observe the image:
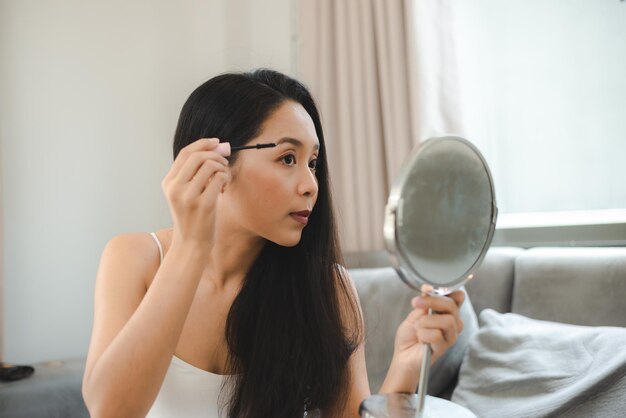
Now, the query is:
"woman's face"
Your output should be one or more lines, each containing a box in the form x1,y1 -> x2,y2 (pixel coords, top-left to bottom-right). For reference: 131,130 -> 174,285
221,100 -> 320,247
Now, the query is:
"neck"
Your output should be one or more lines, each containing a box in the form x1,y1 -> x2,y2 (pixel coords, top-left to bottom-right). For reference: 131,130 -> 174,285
206,210 -> 266,290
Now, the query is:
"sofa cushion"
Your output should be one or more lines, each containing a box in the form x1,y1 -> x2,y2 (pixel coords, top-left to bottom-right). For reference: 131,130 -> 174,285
0,357 -> 88,417
464,247 -> 524,315
512,247 -> 626,326
452,309 -> 626,418
344,250 -> 392,269
351,267 -> 413,393
345,247 -> 522,317
350,267 -> 478,397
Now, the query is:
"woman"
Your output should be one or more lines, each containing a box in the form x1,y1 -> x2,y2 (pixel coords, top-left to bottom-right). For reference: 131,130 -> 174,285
81,69 -> 465,418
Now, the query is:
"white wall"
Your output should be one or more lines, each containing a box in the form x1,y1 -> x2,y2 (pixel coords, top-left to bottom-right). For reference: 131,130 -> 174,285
0,0 -> 295,363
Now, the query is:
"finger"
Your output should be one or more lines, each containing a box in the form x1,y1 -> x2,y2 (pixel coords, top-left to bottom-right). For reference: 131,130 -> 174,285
450,290 -> 466,308
417,314 -> 458,346
188,160 -> 228,195
200,170 -> 230,201
168,138 -> 220,179
412,294 -> 458,314
415,327 -> 445,347
420,284 -> 434,294
177,151 -> 229,184
404,307 -> 428,324
413,295 -> 464,332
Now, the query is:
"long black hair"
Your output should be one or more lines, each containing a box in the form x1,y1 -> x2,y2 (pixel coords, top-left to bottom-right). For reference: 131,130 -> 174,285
172,69 -> 362,417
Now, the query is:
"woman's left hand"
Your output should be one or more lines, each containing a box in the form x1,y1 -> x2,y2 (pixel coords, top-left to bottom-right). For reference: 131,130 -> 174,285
392,289 -> 466,374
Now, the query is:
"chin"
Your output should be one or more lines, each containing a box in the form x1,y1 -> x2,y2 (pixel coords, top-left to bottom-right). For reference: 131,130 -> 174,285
270,232 -> 303,248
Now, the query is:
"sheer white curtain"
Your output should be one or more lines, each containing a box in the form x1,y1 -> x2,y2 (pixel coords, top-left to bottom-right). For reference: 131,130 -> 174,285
296,0 -> 463,252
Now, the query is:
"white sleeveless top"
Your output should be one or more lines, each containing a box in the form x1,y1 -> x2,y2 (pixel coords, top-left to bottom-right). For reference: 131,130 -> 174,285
145,232 -> 228,418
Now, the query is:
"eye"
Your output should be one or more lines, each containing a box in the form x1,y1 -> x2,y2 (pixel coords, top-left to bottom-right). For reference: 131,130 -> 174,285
280,153 -> 318,172
281,154 -> 296,166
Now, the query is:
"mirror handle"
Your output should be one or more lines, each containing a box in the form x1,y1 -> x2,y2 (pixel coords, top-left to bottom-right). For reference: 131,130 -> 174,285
416,307 -> 433,417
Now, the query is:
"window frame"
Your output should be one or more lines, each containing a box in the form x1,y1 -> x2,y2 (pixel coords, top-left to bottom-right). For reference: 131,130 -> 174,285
493,209 -> 626,248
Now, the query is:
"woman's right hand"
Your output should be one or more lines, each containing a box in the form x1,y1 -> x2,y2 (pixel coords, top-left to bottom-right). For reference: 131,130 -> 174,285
161,137 -> 231,251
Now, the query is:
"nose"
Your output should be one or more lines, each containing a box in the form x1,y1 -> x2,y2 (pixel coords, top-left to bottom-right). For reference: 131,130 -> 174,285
297,165 -> 318,198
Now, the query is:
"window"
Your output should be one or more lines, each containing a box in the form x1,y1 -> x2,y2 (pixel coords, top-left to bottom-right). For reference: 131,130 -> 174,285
450,0 -> 626,246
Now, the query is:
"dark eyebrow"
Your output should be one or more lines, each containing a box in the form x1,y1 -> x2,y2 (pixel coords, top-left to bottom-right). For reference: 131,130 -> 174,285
276,137 -> 320,151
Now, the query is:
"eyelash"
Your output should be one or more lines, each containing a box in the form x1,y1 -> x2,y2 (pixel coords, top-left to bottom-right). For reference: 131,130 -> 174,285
281,153 -> 318,171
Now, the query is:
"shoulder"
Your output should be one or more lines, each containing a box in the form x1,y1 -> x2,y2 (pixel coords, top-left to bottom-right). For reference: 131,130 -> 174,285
103,232 -> 160,267
98,231 -> 162,290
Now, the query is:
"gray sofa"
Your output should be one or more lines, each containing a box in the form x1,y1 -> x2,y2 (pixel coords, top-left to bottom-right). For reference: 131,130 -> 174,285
349,246 -> 626,417
2,247 -> 625,417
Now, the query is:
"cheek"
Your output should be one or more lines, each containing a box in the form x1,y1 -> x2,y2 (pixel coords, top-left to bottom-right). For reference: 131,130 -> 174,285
246,171 -> 290,214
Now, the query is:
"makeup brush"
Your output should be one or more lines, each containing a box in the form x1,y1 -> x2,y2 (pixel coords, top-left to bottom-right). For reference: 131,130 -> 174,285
230,143 -> 277,152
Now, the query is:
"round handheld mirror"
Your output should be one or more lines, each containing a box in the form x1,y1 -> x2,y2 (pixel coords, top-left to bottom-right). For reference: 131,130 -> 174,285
361,136 -> 498,418
384,135 -> 497,294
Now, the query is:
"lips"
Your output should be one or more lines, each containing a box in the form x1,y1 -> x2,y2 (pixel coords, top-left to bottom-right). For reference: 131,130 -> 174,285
290,210 -> 311,225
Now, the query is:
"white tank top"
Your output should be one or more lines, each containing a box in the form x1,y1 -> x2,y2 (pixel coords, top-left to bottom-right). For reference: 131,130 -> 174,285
145,232 -> 228,418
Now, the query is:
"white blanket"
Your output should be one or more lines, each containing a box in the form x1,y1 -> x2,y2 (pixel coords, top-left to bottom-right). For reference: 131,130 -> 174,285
451,309 -> 626,417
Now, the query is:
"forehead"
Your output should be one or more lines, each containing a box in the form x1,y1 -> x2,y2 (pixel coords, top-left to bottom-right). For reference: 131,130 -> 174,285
257,101 -> 319,148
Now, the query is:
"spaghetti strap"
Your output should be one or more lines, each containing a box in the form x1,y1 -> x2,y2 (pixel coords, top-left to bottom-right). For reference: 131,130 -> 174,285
149,232 -> 164,264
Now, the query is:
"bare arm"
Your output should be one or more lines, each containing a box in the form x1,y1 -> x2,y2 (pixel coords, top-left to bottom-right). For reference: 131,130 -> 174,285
81,234 -> 207,418
83,137 -> 231,418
